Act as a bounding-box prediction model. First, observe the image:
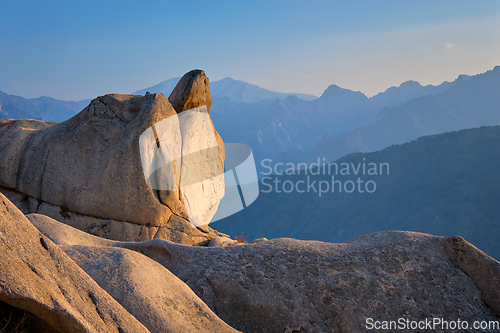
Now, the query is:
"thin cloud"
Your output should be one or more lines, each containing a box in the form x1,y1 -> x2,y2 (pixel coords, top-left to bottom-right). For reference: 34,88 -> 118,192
441,42 -> 455,50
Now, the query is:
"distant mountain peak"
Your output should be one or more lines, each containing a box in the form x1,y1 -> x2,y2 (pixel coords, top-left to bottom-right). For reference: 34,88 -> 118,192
320,84 -> 367,99
217,77 -> 238,83
456,74 -> 471,83
399,80 -> 423,89
132,77 -> 180,96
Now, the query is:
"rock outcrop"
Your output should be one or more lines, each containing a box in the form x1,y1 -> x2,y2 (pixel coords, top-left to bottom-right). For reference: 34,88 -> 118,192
31,212 -> 500,333
0,70 -> 226,244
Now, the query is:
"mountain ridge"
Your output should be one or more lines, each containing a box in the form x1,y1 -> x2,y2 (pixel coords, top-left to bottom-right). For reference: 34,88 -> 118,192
0,69 -> 490,170
0,70 -> 475,124
270,66 -> 498,169
0,90 -> 89,122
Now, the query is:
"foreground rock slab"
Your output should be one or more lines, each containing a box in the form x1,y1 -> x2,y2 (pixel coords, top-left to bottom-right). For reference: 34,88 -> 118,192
0,194 -> 150,333
32,213 -> 500,333
62,245 -> 240,333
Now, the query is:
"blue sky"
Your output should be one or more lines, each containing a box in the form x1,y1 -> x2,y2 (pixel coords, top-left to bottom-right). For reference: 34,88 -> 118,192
0,0 -> 499,101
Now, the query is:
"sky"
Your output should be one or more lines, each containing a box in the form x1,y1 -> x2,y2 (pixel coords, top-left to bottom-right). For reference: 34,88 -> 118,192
0,0 -> 499,101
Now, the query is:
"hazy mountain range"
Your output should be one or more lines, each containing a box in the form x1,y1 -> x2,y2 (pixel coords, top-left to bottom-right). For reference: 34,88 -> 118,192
0,91 -> 89,122
209,75 -> 471,172
1,67 -> 497,177
211,125 -> 500,260
271,66 -> 499,169
134,77 -> 318,103
0,77 -> 316,122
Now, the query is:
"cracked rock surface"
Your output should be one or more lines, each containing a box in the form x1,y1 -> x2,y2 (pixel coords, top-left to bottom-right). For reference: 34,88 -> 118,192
31,212 -> 500,333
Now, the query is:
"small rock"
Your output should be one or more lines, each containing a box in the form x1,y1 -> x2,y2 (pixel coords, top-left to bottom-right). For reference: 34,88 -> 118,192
209,237 -> 238,247
252,237 -> 268,244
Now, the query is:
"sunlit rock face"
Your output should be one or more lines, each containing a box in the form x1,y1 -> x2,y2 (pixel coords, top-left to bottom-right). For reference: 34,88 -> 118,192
0,69 -> 227,244
140,104 -> 225,227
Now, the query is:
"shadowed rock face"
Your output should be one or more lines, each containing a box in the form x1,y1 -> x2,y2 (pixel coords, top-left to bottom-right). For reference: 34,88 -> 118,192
0,70 -> 227,244
0,193 -> 151,333
31,213 -> 500,333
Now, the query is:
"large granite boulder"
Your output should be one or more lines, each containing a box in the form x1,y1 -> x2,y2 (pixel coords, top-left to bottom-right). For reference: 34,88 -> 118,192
0,70 -> 226,244
31,213 -> 500,333
0,193 -> 150,333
